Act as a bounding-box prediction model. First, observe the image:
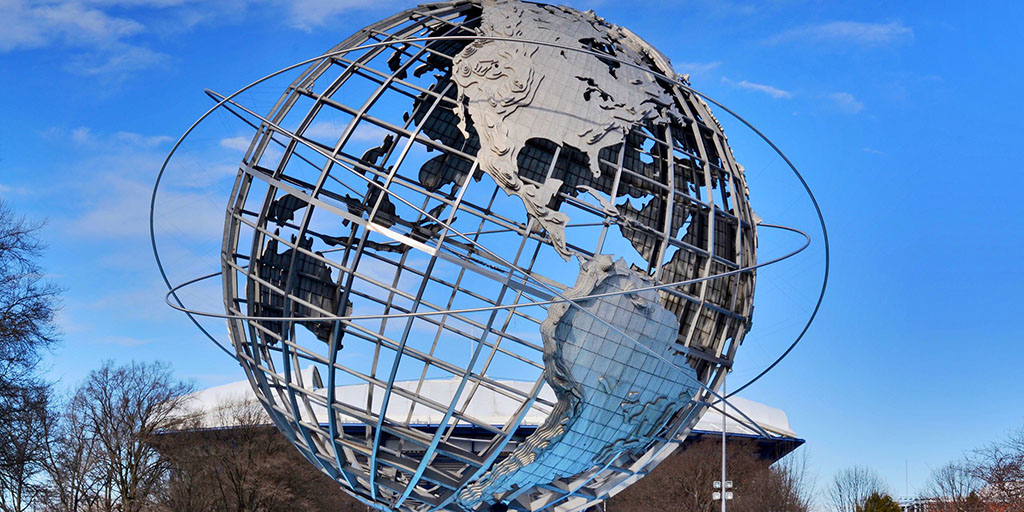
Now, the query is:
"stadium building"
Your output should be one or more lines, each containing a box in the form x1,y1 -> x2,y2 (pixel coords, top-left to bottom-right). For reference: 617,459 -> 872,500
171,366 -> 803,466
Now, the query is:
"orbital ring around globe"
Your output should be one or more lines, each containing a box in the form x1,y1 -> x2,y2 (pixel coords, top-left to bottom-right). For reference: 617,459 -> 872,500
162,221 -> 809,325
150,7 -> 829,511
150,33 -> 830,396
160,218 -> 810,443
158,219 -> 809,440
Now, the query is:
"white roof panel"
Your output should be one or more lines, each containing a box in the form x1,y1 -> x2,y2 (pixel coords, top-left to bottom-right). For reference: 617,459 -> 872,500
177,368 -> 797,440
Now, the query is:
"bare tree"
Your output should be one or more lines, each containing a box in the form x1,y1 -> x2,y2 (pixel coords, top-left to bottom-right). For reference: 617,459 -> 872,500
605,438 -> 811,512
766,447 -> 816,512
736,448 -> 815,512
0,200 -> 60,512
0,384 -> 50,512
75,360 -> 192,512
921,460 -> 986,512
606,438 -> 720,512
0,200 -> 60,421
153,398 -> 362,512
826,466 -> 888,512
40,391 -> 104,512
968,427 -> 1024,508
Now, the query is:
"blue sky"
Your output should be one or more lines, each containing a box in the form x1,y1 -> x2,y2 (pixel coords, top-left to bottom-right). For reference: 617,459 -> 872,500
2,0 -> 1022,506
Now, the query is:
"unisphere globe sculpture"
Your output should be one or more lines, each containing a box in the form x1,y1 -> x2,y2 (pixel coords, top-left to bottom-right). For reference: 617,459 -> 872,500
183,0 -> 766,510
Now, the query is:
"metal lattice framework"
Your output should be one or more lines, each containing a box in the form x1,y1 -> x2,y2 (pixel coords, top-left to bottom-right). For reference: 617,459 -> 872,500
151,1 -> 830,511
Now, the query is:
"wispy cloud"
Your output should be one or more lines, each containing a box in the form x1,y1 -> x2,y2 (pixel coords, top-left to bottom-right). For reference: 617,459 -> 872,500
0,0 -> 144,52
282,0 -> 414,30
83,277 -> 190,321
70,174 -> 225,239
722,77 -> 793,99
0,0 -> 410,78
52,309 -> 91,336
826,92 -> 865,114
65,126 -> 172,148
863,147 -> 884,155
303,120 -> 347,142
41,126 -> 228,240
304,120 -> 392,144
0,183 -> 30,196
766,21 -> 913,46
0,0 -> 168,79
113,131 -> 174,147
676,61 -> 722,77
70,127 -> 93,145
220,136 -> 251,152
67,44 -> 169,77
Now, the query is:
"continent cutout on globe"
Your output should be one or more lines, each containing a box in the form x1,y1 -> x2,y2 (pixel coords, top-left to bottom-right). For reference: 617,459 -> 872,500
458,256 -> 698,509
451,0 -> 683,260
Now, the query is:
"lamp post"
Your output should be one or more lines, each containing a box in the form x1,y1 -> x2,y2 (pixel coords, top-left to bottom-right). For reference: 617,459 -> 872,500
712,371 -> 733,512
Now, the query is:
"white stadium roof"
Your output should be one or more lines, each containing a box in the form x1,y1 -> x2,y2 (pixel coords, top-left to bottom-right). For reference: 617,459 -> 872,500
177,367 -> 799,442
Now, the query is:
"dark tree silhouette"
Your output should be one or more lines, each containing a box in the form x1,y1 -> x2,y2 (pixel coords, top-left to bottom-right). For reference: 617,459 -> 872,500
74,361 -> 192,512
40,391 -> 104,512
153,398 -> 365,512
605,439 -> 812,512
0,200 -> 60,512
0,200 -> 59,410
0,385 -> 49,512
921,460 -> 987,512
968,427 -> 1024,509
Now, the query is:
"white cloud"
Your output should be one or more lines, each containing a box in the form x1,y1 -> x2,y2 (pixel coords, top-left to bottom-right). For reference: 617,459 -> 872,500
351,124 -> 392,142
52,309 -> 91,335
303,120 -> 346,142
86,0 -> 196,7
220,136 -> 252,152
721,77 -> 792,99
0,183 -> 30,196
676,61 -> 721,79
304,120 -> 391,144
0,0 -> 417,77
863,147 -> 884,155
0,0 -> 143,51
64,126 -> 172,147
70,173 -> 225,239
83,276 -> 190,321
44,126 -> 228,240
677,61 -> 721,73
0,0 -> 177,78
186,372 -> 245,387
116,130 -> 174,147
766,21 -> 913,46
826,92 -> 865,114
67,44 -> 169,77
71,126 -> 93,144
282,0 -> 415,30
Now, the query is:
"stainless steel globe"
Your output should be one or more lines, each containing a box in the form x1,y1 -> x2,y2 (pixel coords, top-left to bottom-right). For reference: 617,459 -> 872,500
215,1 -> 758,510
